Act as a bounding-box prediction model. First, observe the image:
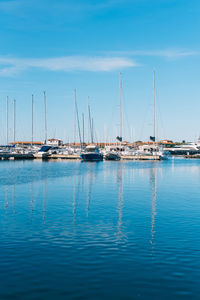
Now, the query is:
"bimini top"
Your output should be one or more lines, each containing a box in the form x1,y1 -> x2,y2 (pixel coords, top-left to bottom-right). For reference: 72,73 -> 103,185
39,145 -> 51,152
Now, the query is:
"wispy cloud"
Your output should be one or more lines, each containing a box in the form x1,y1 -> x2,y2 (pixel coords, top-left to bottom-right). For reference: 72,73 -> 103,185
0,56 -> 136,76
0,0 -> 130,15
107,49 -> 200,59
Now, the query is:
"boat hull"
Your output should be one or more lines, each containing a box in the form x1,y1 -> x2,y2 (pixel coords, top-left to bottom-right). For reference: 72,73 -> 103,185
168,149 -> 200,155
80,153 -> 103,161
33,152 -> 50,159
104,153 -> 121,161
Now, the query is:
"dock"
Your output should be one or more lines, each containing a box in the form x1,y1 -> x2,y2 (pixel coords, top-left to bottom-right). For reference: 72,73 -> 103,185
0,153 -> 163,161
48,154 -> 81,160
121,155 -> 162,160
0,153 -> 34,160
184,154 -> 200,159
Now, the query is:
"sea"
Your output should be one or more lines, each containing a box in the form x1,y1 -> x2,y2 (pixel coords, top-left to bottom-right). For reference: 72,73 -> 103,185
0,158 -> 200,299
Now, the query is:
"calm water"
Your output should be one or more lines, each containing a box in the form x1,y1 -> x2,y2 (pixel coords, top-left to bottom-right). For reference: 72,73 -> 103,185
0,159 -> 200,299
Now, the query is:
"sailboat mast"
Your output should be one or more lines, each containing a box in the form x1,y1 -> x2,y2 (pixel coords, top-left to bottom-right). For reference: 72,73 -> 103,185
153,70 -> 156,142
120,72 -> 123,141
13,99 -> 16,143
74,89 -> 76,145
87,96 -> 90,144
92,118 -> 94,143
6,96 -> 8,145
88,102 -> 93,143
74,89 -> 82,147
32,94 -> 34,145
82,113 -> 84,145
44,91 -> 47,144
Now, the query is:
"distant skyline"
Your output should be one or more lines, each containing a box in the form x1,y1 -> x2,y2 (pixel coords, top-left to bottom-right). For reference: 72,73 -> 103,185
0,0 -> 200,143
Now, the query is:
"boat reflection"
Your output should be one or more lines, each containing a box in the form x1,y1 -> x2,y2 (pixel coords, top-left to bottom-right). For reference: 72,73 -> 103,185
1,162 -> 159,243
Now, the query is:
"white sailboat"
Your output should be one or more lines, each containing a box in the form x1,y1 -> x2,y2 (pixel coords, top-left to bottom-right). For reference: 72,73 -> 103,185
80,96 -> 103,161
137,71 -> 168,160
104,73 -> 123,161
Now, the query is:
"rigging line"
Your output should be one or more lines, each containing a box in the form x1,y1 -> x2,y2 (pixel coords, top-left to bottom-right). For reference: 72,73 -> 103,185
93,121 -> 98,144
157,99 -> 166,140
123,98 -> 132,141
119,78 -> 131,141
139,99 -> 152,141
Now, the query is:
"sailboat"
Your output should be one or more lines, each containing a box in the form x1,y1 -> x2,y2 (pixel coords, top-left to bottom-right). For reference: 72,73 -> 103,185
104,73 -> 123,161
80,101 -> 103,161
137,71 -> 168,160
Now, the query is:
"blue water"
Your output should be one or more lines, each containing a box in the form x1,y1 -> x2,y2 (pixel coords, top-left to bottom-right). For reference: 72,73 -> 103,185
0,159 -> 200,299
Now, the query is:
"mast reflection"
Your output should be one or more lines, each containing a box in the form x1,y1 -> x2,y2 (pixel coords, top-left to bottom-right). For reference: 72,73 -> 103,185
86,169 -> 94,217
73,175 -> 77,223
72,172 -> 82,223
150,165 -> 157,247
43,178 -> 47,223
117,163 -> 123,239
30,182 -> 34,221
12,184 -> 16,214
5,185 -> 9,212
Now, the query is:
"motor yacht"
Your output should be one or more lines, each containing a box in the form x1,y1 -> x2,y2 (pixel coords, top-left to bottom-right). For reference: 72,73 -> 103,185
80,144 -> 103,161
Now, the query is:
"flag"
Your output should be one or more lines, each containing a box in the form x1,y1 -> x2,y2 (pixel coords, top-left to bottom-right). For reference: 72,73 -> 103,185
150,136 -> 155,142
116,136 -> 122,142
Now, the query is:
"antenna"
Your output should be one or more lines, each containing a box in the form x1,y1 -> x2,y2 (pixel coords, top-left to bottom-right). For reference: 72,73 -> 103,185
44,91 -> 47,144
32,94 -> 34,145
120,72 -> 123,141
153,70 -> 156,142
13,99 -> 16,143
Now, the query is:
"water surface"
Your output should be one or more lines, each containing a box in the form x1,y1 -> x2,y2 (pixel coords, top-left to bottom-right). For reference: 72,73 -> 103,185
0,159 -> 200,299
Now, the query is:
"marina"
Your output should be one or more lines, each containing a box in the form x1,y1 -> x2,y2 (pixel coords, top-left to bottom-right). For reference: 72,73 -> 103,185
0,143 -> 170,161
0,70 -> 197,162
1,0 -> 199,299
0,153 -> 165,161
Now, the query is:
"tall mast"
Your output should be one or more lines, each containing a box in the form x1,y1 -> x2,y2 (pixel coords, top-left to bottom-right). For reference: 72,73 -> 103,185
32,94 -> 34,145
153,70 -> 156,142
88,96 -> 90,144
120,72 -> 123,141
44,91 -> 47,143
82,113 -> 84,145
88,102 -> 93,143
74,89 -> 82,146
92,118 -> 94,143
74,90 -> 77,145
13,99 -> 16,143
6,96 -> 8,145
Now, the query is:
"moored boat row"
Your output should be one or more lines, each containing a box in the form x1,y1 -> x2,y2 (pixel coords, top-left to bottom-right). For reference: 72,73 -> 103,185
0,142 -> 168,161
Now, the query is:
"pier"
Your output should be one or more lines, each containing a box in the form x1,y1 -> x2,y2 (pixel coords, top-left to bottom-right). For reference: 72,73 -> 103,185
184,154 -> 200,159
0,153 -> 162,161
0,153 -> 34,160
121,155 -> 162,160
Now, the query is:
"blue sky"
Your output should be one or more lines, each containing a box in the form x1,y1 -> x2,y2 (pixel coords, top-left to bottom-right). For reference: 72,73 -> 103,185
0,0 -> 200,143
